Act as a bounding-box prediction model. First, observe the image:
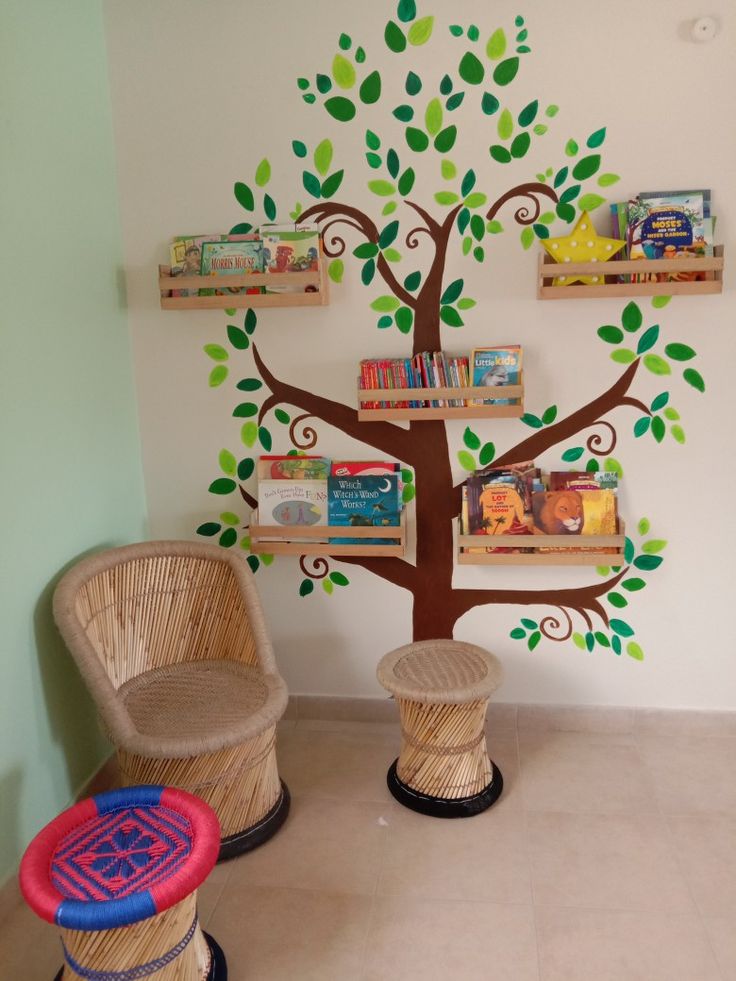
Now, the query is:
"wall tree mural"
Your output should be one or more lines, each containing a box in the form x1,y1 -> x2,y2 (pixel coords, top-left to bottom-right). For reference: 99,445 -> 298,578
197,3 -> 705,661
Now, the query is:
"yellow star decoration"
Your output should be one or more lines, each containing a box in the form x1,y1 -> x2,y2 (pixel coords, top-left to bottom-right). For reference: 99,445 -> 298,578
542,211 -> 626,286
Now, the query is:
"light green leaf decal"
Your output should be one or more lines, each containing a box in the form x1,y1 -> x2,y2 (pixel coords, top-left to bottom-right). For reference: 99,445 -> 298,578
578,193 -> 605,212
464,192 -> 486,209
638,517 -> 650,535
457,297 -> 476,310
572,632 -> 586,650
611,350 -> 636,364
220,511 -> 240,526
564,139 -> 578,157
314,139 -> 333,176
425,98 -> 443,136
545,104 -> 559,117
598,173 -> 620,187
332,54 -> 356,89
604,457 -> 623,476
407,15 -> 434,45
204,343 -> 228,362
328,258 -> 344,283
626,642 -> 644,661
254,158 -> 271,188
520,227 -> 534,250
368,180 -> 397,196
435,191 -> 459,206
671,424 -> 686,444
241,422 -> 258,447
486,28 -> 506,59
643,354 -> 671,376
370,295 -> 401,312
441,159 -> 457,180
219,450 -> 237,476
642,539 -> 667,554
498,108 -> 513,140
457,450 -> 476,472
209,365 -> 228,388
487,219 -> 503,234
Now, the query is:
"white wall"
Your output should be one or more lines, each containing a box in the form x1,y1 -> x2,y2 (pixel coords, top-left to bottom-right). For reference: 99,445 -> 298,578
104,0 -> 736,708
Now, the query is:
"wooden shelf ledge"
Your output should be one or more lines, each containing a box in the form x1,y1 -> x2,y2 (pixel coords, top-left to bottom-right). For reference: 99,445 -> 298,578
250,509 -> 406,557
158,263 -> 329,309
357,377 -> 523,421
457,520 -> 625,566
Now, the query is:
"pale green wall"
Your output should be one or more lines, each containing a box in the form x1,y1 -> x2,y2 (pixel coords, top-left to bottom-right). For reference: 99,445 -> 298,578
0,1 -> 147,882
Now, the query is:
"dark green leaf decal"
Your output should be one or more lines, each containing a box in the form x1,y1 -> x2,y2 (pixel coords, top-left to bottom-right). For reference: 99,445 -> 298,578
493,57 -> 519,86
520,413 -> 543,429
571,154 -> 601,180
229,223 -> 253,235
482,92 -> 500,115
521,618 -> 538,630
406,127 -> 429,152
624,537 -> 635,563
324,96 -> 356,122
622,577 -> 646,591
440,306 -> 463,327
197,522 -> 221,537
555,202 -> 576,223
595,632 -> 610,647
233,402 -> 258,418
553,166 -> 568,188
393,104 -> 414,122
236,377 -> 262,391
234,182 -> 254,210
316,73 -> 332,94
405,70 -> 422,95
608,592 -> 628,608
219,528 -> 237,548
597,325 -> 624,344
385,20 -> 407,52
299,578 -> 314,597
561,447 -> 584,462
386,149 -> 400,178
441,278 -> 464,304
518,100 -> 538,126
559,185 -> 580,204
440,73 -> 453,94
275,409 -> 290,425
636,325 -> 660,354
263,193 -> 276,221
510,132 -> 530,158
434,126 -> 457,152
651,416 -> 665,442
404,270 -> 421,291
292,140 -> 307,158
458,52 -> 485,84
611,635 -> 622,655
360,71 -> 382,104
379,221 -> 400,249
395,306 -> 414,333
541,405 -> 557,425
585,632 -> 595,652
528,631 -> 541,651
664,343 -> 696,361
244,309 -> 257,334
479,441 -> 495,465
586,127 -> 606,148
633,554 -> 663,571
321,169 -> 344,198
510,627 -> 526,640
227,325 -> 249,350
339,33 -> 351,50
610,619 -> 635,638
650,392 -> 669,411
633,417 -> 651,438
621,301 -> 642,332
302,171 -> 321,198
361,259 -> 376,285
397,0 -> 416,23
446,92 -> 465,111
398,167 -> 415,195
463,427 -> 481,450
258,427 -> 272,451
209,478 -> 236,495
683,368 -> 705,392
237,457 -> 255,481
460,170 -> 476,197
490,145 -> 511,164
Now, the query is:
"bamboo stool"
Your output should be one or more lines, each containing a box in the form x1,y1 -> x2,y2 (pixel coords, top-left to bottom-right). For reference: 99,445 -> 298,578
20,785 -> 227,980
377,640 -> 504,817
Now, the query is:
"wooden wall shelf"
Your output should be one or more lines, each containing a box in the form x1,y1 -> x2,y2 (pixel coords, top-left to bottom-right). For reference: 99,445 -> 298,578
357,377 -> 523,421
158,264 -> 329,309
537,245 -> 724,299
250,509 -> 406,557
457,520 -> 625,566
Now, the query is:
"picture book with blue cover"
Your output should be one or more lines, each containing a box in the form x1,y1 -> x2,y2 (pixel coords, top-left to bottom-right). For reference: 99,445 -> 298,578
327,473 -> 401,545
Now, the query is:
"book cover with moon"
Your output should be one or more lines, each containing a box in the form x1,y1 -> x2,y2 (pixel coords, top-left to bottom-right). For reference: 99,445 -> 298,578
327,474 -> 401,544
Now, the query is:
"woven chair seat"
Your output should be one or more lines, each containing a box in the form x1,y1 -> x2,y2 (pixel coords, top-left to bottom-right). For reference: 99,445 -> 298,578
377,639 -> 503,704
119,659 -> 276,745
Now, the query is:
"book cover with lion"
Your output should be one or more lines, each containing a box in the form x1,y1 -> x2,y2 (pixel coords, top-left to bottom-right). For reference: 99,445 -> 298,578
531,489 -> 618,552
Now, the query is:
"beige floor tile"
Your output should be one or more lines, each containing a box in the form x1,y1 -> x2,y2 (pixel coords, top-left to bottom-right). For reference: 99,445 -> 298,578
276,726 -> 397,803
223,796 -> 389,896
197,876 -> 228,928
518,704 -> 635,734
666,813 -> 736,914
703,914 -> 736,981
363,896 -> 540,981
527,812 -> 693,912
207,884 -> 372,981
636,734 -> 736,813
377,799 -> 531,904
519,730 -> 659,814
535,906 -> 721,981
0,901 -> 63,979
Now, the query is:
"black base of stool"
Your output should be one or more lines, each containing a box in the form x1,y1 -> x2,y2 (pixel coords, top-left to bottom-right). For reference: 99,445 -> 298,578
205,931 -> 228,979
217,780 -> 290,861
54,931 -> 228,981
387,759 -> 503,818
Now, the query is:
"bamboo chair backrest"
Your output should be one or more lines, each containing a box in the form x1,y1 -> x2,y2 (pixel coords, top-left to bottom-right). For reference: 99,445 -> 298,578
55,542 -> 278,695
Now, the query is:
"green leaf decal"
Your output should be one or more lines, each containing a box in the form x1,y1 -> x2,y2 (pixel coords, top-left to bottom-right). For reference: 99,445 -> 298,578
493,57 -> 519,86
299,578 -> 314,597
510,132 -> 531,158
219,528 -> 237,548
209,365 -> 228,388
586,127 -> 606,148
607,592 -> 628,609
397,0 -> 416,22
406,127 -> 429,152
324,97 -> 356,122
366,151 -> 382,168
219,449 -> 237,476
562,447 -> 584,462
227,325 -> 249,350
578,193 -> 606,212
457,450 -> 476,471
683,368 -> 705,392
510,627 -> 526,640
611,349 -> 636,364
459,52 -> 485,84
642,539 -> 667,554
354,242 -> 379,260
633,554 -> 663,571
209,478 -> 236,495
407,15 -> 434,45
204,343 -> 228,362
314,139 -> 333,176
463,427 -> 481,450
328,258 -> 344,283
330,571 -> 350,586
651,295 -> 671,309
371,295 -> 401,312
233,402 -> 258,418
541,405 -> 558,425
479,441 -> 496,465
556,202 -> 576,222
598,325 -> 624,344
520,413 -> 543,429
441,278 -> 464,304
610,618 -> 634,637
621,301 -> 642,332
404,270 -> 422,291
664,343 -> 696,361
637,325 -> 660,354
572,632 -> 586,650
241,422 -> 258,448
571,154 -> 601,180
425,98 -> 443,136
292,140 -> 307,158
368,179 -> 397,196
263,193 -> 276,221
491,144 -> 512,164
237,457 -> 255,481
434,125 -> 457,152
275,409 -> 290,425
258,427 -> 272,452
651,416 -> 665,442
633,417 -> 650,438
671,424 -> 686,444
518,100 -> 538,126
395,306 -> 414,333
528,631 -> 541,652
470,215 -> 485,240
197,522 -> 221,538
521,617 -> 538,630
302,171 -> 322,198
498,108 -> 513,140
440,305 -> 463,326
385,20 -> 407,52
332,53 -> 356,89
564,139 -> 579,157
360,71 -> 382,104
486,27 -> 506,59
622,577 -> 646,591
482,92 -> 500,115
595,632 -> 610,647
446,92 -> 465,111
366,129 -> 381,150
402,483 -> 416,504
643,354 -> 671,376
234,182 -> 254,210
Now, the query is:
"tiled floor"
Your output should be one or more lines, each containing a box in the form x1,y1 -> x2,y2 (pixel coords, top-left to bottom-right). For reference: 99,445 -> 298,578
2,716 -> 736,980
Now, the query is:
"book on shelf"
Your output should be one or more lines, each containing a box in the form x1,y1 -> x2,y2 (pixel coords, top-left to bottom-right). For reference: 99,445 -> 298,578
169,233 -> 221,297
258,455 -> 330,480
470,345 -> 522,406
531,488 -> 618,553
199,237 -> 264,296
257,454 -> 328,541
461,461 -> 538,554
330,460 -> 400,477
358,352 -> 480,409
261,224 -> 320,293
327,472 -> 401,545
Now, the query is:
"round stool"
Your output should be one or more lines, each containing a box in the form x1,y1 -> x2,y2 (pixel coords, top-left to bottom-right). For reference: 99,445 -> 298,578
377,640 -> 504,818
20,786 -> 227,980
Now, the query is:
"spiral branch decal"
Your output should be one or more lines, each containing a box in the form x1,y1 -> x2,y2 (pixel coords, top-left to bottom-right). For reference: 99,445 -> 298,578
405,226 -> 432,250
540,607 -> 574,642
319,217 -> 368,258
486,182 -> 559,226
289,413 -> 318,449
299,556 -> 329,579
585,420 -> 617,456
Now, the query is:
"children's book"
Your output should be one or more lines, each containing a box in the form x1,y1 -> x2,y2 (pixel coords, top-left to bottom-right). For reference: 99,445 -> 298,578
199,237 -> 264,296
470,345 -> 522,405
531,488 -> 618,552
463,466 -> 534,553
330,460 -> 399,477
262,225 -> 320,293
257,479 -> 328,542
549,471 -> 618,493
627,190 -> 713,282
258,455 -> 330,480
169,233 -> 221,297
327,473 -> 401,545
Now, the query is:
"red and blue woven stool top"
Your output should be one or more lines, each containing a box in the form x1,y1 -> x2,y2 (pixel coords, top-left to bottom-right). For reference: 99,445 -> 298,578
20,786 -> 221,932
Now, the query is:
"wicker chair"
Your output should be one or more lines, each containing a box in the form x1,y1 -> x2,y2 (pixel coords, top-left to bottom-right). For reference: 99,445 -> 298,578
53,540 -> 290,860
